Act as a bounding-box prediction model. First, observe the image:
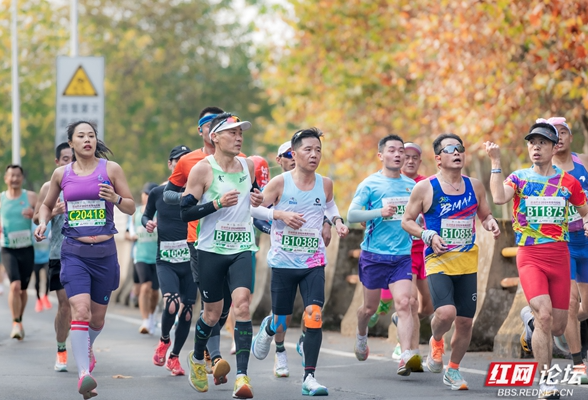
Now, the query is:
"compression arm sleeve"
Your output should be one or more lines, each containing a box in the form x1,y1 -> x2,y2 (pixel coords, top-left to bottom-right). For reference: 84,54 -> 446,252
180,194 -> 217,222
347,202 -> 383,223
250,205 -> 274,221
141,191 -> 157,228
253,218 -> 272,235
163,181 -> 183,205
325,199 -> 342,221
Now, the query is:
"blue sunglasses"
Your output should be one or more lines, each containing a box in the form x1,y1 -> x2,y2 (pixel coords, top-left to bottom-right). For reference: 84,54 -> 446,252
279,151 -> 293,159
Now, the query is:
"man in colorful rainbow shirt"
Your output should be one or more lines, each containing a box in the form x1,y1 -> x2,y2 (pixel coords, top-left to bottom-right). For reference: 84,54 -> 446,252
485,121 -> 588,399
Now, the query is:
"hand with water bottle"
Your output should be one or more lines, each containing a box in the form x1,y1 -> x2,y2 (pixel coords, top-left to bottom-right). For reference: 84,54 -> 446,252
99,180 -> 119,204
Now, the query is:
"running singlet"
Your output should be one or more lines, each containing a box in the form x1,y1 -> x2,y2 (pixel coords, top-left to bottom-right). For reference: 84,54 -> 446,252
267,171 -> 327,269
33,221 -> 51,264
423,176 -> 478,276
61,158 -> 118,237
197,156 -> 257,255
407,174 -> 427,253
168,148 -> 245,244
0,191 -> 33,249
567,153 -> 588,238
133,206 -> 157,264
144,185 -> 190,266
49,192 -> 65,260
351,172 -> 415,256
505,166 -> 587,246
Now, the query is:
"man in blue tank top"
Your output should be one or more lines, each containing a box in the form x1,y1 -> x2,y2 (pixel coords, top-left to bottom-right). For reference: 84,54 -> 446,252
402,133 -> 500,391
347,134 -> 422,376
249,128 -> 349,397
33,142 -> 73,371
1,164 -> 38,341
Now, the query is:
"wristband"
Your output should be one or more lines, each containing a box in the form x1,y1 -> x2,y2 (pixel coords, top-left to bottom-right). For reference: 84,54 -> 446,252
216,198 -> 223,209
117,195 -> 122,205
39,219 -> 47,225
332,216 -> 344,225
491,169 -> 502,174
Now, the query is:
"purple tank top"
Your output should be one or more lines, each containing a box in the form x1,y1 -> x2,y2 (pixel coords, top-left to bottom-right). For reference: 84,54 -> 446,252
61,158 -> 117,237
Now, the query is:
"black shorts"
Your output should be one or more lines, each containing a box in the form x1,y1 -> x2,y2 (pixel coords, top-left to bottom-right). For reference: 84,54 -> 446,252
135,262 -> 159,290
271,266 -> 325,316
197,250 -> 252,303
157,261 -> 198,305
2,246 -> 34,290
48,259 -> 64,291
427,272 -> 477,318
133,263 -> 140,284
188,242 -> 198,283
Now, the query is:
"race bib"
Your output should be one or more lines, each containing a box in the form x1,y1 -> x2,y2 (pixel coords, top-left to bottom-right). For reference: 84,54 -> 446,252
67,200 -> 106,227
526,196 -> 565,224
137,227 -> 157,243
160,240 -> 190,263
440,219 -> 474,245
7,230 -> 32,248
568,205 -> 581,223
281,227 -> 320,253
382,197 -> 408,221
213,221 -> 253,250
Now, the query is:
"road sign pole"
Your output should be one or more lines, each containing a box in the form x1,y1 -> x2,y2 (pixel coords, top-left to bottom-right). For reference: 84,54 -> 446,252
70,0 -> 78,57
11,0 -> 20,165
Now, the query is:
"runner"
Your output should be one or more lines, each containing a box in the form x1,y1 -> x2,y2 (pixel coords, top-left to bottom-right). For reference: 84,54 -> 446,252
181,113 -> 262,398
34,121 -> 135,399
145,145 -> 198,377
347,135 -> 421,376
402,133 -> 500,390
250,128 -> 349,396
134,182 -> 160,334
32,219 -> 52,312
484,122 -> 588,398
33,142 -> 73,371
1,164 -> 37,340
164,106 -> 235,377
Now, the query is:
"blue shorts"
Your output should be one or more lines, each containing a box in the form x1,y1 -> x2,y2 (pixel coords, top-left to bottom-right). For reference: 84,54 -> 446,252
60,237 -> 120,305
358,250 -> 412,290
569,232 -> 588,284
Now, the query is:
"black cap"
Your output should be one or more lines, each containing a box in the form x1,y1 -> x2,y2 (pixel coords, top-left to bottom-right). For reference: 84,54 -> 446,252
142,182 -> 158,194
169,145 -> 192,160
524,122 -> 559,144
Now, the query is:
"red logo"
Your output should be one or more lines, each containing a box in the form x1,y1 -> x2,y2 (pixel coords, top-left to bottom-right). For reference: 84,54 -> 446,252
485,362 -> 537,386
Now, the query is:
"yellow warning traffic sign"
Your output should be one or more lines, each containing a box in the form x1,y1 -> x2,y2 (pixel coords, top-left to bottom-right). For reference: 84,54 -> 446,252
63,66 -> 97,96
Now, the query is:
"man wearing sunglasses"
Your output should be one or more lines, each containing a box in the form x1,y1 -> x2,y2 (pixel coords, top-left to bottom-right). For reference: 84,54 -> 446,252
403,133 -> 500,391
485,122 -> 588,398
180,112 -> 263,399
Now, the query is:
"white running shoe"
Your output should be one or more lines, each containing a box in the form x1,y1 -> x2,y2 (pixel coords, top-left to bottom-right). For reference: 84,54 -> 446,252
302,374 -> 328,396
251,315 -> 273,360
274,351 -> 289,377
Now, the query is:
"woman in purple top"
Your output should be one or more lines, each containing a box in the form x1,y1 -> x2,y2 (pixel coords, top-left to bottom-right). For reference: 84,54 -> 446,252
34,121 -> 134,400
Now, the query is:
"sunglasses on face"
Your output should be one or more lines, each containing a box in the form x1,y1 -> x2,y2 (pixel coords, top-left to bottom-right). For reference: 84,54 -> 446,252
279,151 -> 293,159
437,144 -> 465,155
211,115 -> 241,133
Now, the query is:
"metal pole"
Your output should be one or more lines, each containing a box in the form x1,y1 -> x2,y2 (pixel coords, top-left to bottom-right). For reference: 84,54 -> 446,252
70,0 -> 78,57
11,0 -> 20,165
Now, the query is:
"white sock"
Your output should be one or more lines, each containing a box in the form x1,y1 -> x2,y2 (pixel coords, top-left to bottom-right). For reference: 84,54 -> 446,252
71,321 -> 90,377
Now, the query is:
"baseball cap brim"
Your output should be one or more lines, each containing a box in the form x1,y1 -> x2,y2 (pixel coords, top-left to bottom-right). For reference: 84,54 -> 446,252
213,121 -> 252,134
404,143 -> 422,154
524,125 -> 558,144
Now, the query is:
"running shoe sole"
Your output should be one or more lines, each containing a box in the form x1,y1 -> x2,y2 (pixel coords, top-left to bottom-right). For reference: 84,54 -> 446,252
213,359 -> 230,385
233,382 -> 253,399
78,375 -> 98,398
397,354 -> 422,376
302,387 -> 329,396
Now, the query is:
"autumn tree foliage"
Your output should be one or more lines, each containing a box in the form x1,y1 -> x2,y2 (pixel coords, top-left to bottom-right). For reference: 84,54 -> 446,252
259,0 -> 588,205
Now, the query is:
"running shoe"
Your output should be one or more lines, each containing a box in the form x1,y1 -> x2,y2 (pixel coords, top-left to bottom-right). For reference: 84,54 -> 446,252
251,315 -> 273,360
89,348 -> 96,373
10,322 -> 23,340
520,305 -> 534,353
41,294 -> 52,310
139,320 -> 150,334
187,351 -> 208,392
574,364 -> 588,385
233,374 -> 253,399
301,374 -> 328,396
426,336 -> 444,373
212,358 -> 230,385
538,383 -> 560,399
553,335 -> 569,354
83,389 -> 98,400
55,350 -> 68,372
397,352 -> 423,376
153,339 -> 171,366
204,349 -> 213,374
274,351 -> 289,377
35,298 -> 43,313
391,343 -> 401,360
296,333 -> 305,357
166,356 -> 185,376
78,374 -> 98,399
443,367 -> 468,390
354,333 -> 369,361
391,312 -> 398,327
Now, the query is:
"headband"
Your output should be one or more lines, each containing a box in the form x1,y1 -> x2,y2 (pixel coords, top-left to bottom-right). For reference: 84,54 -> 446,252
198,114 -> 218,127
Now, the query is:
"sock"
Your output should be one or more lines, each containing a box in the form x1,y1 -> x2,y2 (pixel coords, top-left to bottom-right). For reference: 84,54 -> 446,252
356,331 -> 367,340
161,335 -> 170,344
234,320 -> 253,375
70,321 -> 90,377
303,327 -> 322,379
172,305 -> 192,356
193,316 -> 213,360
572,352 -> 583,365
88,324 -> 103,347
265,322 -> 276,336
14,317 -> 21,323
57,341 -> 67,352
207,328 -> 222,361
448,361 -> 459,370
432,337 -> 443,346
275,340 -> 286,353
